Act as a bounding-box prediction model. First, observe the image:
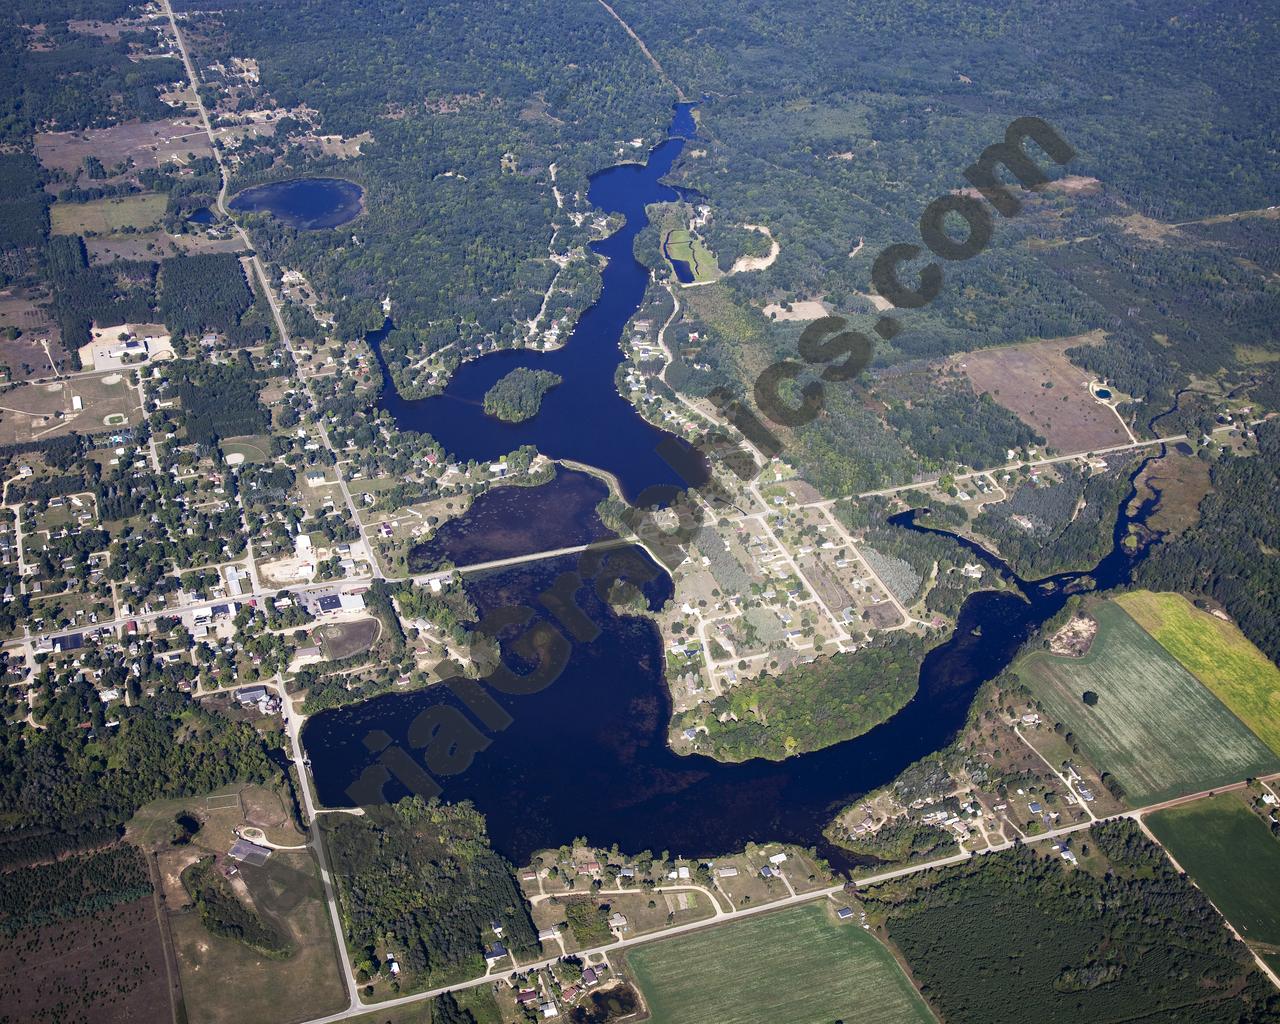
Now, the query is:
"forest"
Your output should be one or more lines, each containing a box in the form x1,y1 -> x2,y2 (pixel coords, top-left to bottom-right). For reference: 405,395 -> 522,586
172,0 -> 673,370
1138,422 -> 1280,662
678,633 -> 927,761
166,352 -> 270,445
158,253 -> 256,340
482,367 -> 563,423
0,844 -> 150,937
864,820 -> 1280,1024
974,459 -> 1136,578
325,797 -> 538,989
0,684 -> 276,865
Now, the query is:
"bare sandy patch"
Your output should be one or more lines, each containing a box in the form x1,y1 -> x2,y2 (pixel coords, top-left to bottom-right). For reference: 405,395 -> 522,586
729,224 -> 779,274
762,299 -> 829,321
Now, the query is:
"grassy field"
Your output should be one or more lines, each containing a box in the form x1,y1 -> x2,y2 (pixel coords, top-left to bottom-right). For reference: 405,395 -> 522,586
624,902 -> 935,1024
1016,601 -> 1279,804
1146,793 -> 1280,953
664,228 -> 719,283
1117,590 -> 1280,755
221,434 -> 274,464
50,192 -> 167,235
170,850 -> 347,1024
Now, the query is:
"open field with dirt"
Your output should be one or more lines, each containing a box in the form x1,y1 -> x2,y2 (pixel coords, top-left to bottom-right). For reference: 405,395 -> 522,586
0,895 -> 176,1024
316,616 -> 380,660
0,373 -> 142,444
35,118 -> 212,176
1130,451 -> 1212,536
0,287 -> 63,378
1116,591 -> 1280,755
1146,792 -> 1280,956
51,193 -> 168,236
954,333 -> 1129,453
86,230 -> 247,264
624,901 -> 935,1024
1016,601 -> 1279,804
221,434 -> 273,464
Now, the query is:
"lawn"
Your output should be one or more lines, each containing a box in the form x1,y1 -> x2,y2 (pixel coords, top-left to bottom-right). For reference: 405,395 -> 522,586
624,901 -> 935,1024
1146,793 -> 1280,953
50,192 -> 167,235
1116,590 -> 1280,755
664,228 -> 719,283
1016,601 -> 1279,805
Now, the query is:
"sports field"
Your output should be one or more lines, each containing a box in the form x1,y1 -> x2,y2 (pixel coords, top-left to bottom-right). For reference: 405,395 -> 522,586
1017,601 -> 1279,804
1146,793 -> 1280,952
625,902 -> 935,1024
1117,590 -> 1280,755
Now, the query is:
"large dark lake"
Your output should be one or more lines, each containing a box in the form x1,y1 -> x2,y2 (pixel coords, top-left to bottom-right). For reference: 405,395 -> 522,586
302,104 -> 1162,874
368,105 -> 707,504
228,176 -> 364,229
304,459 -> 1160,871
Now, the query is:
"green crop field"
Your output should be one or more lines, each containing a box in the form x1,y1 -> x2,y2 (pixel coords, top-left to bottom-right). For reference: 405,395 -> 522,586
1146,793 -> 1280,954
625,902 -> 935,1024
1117,590 -> 1280,755
1017,601 -> 1279,804
664,228 -> 719,283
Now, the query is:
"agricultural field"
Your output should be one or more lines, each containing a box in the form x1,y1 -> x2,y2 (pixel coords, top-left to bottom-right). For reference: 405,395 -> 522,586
1146,792 -> 1280,957
1116,590 -> 1280,755
954,333 -> 1130,453
1016,601 -> 1279,804
664,228 -> 719,283
51,193 -> 168,236
624,902 -> 935,1024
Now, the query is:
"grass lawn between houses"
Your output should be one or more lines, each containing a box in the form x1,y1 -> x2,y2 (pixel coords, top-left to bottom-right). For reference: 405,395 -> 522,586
624,901 -> 936,1024
1015,600 -> 1279,805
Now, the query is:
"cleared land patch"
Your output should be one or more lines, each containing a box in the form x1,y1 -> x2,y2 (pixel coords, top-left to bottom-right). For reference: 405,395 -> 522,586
35,118 -> 212,176
1016,601 -> 1279,804
624,901 -> 935,1024
1146,792 -> 1280,956
1116,590 -> 1280,755
51,193 -> 168,236
955,333 -> 1129,453
315,616 -> 380,660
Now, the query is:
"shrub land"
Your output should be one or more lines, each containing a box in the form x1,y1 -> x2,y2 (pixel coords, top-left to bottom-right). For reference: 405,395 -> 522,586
625,901 -> 935,1024
1015,601 -> 1279,804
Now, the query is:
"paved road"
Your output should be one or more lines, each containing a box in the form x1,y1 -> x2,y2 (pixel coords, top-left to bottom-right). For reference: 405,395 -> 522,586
161,0 -> 363,1008
286,772 -> 1280,1023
